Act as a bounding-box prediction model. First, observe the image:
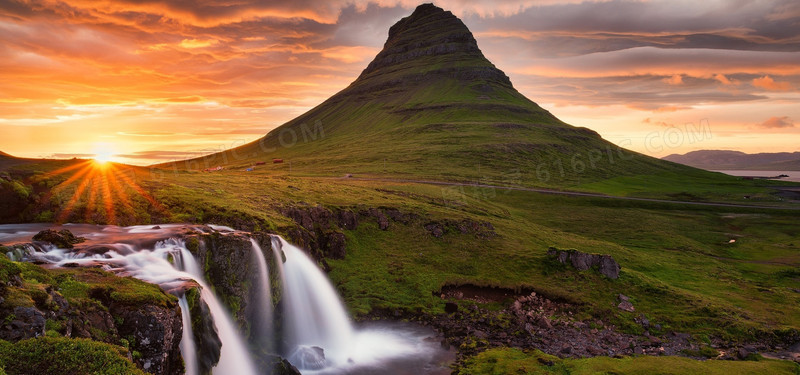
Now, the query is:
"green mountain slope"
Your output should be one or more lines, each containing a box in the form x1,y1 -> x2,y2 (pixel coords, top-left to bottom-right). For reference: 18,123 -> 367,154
161,4 -> 727,189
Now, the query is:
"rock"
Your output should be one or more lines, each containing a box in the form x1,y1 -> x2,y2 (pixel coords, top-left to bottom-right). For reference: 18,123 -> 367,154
112,304 -> 183,375
324,232 -> 347,259
617,301 -> 635,312
368,209 -> 390,230
637,314 -> 650,329
32,229 -> 85,249
425,223 -> 444,238
618,294 -> 630,302
587,346 -> 604,356
0,306 -> 46,341
536,316 -> 553,329
444,302 -> 459,314
289,346 -> 326,370
547,247 -> 620,279
738,345 -> 757,359
336,210 -> 358,230
560,345 -> 572,354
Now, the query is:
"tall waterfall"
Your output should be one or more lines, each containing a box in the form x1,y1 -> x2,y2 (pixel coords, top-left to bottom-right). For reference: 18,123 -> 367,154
271,236 -> 355,369
250,238 -> 274,352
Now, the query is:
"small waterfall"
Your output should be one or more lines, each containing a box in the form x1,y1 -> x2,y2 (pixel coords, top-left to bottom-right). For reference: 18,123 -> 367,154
250,238 -> 274,351
271,236 -> 355,369
178,296 -> 198,375
172,244 -> 258,375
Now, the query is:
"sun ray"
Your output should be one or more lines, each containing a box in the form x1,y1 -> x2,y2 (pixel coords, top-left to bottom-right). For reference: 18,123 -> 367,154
56,171 -> 94,223
50,163 -> 95,196
99,165 -> 117,225
106,164 -> 136,218
84,172 -> 100,223
36,160 -> 93,182
110,166 -> 169,215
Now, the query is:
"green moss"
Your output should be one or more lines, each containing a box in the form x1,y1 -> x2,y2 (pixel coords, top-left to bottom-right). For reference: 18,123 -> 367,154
0,337 -> 145,375
0,254 -> 21,285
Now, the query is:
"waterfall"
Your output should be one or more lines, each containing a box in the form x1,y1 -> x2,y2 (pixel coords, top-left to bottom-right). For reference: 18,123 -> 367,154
250,238 -> 275,351
0,224 -> 448,375
178,296 -> 198,375
171,243 -> 258,375
271,236 -> 355,369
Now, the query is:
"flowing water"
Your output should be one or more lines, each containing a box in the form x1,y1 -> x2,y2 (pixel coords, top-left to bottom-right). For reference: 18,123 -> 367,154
0,224 -> 453,374
251,238 -> 275,351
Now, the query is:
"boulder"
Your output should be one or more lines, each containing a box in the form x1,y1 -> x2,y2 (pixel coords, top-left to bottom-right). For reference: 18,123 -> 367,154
617,301 -> 635,313
0,306 -> 45,341
112,304 -> 183,374
32,229 -> 85,249
547,247 -> 620,279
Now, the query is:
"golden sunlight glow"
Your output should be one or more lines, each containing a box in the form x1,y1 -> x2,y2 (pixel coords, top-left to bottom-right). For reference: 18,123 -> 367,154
91,143 -> 117,164
33,159 -> 168,225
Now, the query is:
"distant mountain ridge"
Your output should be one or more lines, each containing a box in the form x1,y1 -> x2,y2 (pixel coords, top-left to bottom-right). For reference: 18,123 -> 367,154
663,150 -> 800,171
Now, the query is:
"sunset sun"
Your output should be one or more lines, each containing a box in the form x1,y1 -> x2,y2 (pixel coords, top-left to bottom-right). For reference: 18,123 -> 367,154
91,143 -> 116,165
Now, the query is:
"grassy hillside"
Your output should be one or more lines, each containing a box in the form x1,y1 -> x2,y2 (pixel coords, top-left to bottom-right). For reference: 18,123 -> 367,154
460,348 -> 799,374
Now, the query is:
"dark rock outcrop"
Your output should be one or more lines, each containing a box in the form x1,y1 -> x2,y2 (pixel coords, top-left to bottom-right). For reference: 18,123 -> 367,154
1,306 -> 45,341
547,247 -> 620,279
424,219 -> 496,239
32,229 -> 85,249
112,304 -> 183,374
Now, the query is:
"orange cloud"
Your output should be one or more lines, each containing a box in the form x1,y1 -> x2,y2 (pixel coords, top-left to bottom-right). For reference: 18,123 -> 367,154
752,76 -> 793,91
759,116 -> 794,128
714,74 -> 738,85
662,75 -> 683,85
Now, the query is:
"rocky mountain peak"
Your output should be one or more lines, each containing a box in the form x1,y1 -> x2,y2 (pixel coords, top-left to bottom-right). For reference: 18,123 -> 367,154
353,3 -> 512,94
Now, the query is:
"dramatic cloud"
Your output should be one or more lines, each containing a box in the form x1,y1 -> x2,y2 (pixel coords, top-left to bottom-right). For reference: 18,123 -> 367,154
752,75 -> 794,91
1,0 -> 799,163
759,116 -> 795,129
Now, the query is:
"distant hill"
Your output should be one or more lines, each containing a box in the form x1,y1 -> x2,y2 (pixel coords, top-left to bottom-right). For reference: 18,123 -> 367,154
160,4 -> 711,188
663,150 -> 800,171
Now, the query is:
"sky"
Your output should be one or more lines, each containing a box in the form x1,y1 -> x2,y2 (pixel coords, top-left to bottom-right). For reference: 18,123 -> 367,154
1,0 -> 799,165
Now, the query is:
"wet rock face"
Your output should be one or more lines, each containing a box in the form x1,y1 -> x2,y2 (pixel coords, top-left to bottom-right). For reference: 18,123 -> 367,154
547,247 -> 620,279
112,304 -> 183,374
32,229 -> 85,249
185,231 -> 266,330
185,288 -> 222,375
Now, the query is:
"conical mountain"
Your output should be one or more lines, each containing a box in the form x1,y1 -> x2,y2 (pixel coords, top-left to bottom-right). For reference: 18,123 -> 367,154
168,3 -> 694,187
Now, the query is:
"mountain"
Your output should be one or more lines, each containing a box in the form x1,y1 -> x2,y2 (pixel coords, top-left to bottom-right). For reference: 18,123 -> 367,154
663,150 -> 800,171
162,3 -> 703,188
